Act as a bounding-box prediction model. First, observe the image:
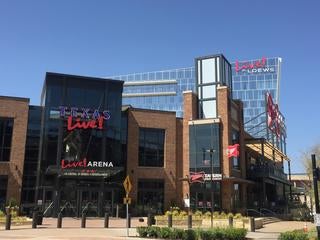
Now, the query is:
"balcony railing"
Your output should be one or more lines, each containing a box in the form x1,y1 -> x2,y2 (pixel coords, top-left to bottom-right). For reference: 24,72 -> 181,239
247,164 -> 288,182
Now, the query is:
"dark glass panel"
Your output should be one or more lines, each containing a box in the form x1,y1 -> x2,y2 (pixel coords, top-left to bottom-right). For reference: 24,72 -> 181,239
0,118 -> 13,162
139,128 -> 165,167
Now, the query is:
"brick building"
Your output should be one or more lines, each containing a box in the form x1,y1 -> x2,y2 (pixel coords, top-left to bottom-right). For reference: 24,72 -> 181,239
0,54 -> 290,217
0,96 -> 29,207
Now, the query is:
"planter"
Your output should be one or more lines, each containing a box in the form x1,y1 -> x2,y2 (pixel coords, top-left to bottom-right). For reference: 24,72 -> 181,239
155,218 -> 202,226
155,217 -> 263,230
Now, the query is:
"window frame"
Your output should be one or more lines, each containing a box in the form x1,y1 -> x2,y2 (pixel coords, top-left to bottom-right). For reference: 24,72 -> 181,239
138,127 -> 165,167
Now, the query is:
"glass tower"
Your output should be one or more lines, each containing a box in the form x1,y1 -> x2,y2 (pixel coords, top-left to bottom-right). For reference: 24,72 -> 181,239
111,67 -> 195,117
112,56 -> 282,139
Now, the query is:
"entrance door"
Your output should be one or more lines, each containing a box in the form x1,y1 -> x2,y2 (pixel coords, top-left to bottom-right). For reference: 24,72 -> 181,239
78,190 -> 99,217
102,191 -> 113,215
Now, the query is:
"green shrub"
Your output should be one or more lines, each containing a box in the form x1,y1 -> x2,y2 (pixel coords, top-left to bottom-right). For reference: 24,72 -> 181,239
199,228 -> 246,240
172,210 -> 180,216
224,227 -> 247,240
170,228 -> 186,239
227,213 -> 234,218
0,210 -> 5,218
159,227 -> 172,239
147,226 -> 161,238
194,210 -> 202,217
137,226 -> 148,238
199,229 -> 223,240
278,230 -> 308,240
220,211 -> 227,219
204,211 -> 212,218
165,210 -> 172,216
183,229 -> 199,240
234,213 -> 242,219
138,227 -> 246,240
213,211 -> 220,219
180,210 -> 188,217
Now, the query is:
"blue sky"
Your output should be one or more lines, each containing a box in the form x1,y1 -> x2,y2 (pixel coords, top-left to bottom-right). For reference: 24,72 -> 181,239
1,0 -> 319,173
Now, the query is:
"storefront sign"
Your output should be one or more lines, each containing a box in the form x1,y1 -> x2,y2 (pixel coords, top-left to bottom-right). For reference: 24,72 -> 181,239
189,171 -> 205,183
59,106 -> 111,131
235,57 -> 275,74
266,92 -> 284,137
204,174 -> 222,181
67,116 -> 104,131
60,158 -> 114,175
61,158 -> 114,169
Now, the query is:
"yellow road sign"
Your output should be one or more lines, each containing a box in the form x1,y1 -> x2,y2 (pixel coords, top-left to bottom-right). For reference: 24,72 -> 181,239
123,197 -> 132,204
123,175 -> 132,195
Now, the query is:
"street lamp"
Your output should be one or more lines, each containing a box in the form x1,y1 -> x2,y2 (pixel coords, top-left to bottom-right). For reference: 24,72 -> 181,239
203,148 -> 215,228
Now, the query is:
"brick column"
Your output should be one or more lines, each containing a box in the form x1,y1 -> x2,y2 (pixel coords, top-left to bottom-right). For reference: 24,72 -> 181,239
181,91 -> 198,207
216,86 -> 232,211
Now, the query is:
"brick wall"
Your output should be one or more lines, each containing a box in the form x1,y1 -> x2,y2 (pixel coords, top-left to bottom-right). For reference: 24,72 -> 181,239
0,96 -> 29,205
182,91 -> 198,206
217,87 -> 247,212
126,108 -> 178,210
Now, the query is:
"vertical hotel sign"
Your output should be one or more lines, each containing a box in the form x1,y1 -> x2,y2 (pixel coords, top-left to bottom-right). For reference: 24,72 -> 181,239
56,106 -> 114,176
266,92 -> 285,137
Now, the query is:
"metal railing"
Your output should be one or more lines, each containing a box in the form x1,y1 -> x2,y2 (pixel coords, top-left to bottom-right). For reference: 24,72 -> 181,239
81,202 -> 93,215
260,208 -> 277,217
247,165 -> 287,181
246,209 -> 264,217
60,201 -> 72,214
43,202 -> 54,216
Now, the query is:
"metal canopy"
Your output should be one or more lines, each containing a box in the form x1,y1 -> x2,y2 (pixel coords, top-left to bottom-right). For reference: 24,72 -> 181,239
245,138 -> 289,162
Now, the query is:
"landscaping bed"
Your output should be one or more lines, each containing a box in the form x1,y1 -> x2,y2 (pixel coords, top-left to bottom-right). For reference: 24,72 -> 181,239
137,226 -> 247,240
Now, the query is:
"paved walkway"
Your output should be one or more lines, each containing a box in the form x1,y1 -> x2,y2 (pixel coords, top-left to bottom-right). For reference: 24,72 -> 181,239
247,221 -> 315,239
0,218 -> 316,240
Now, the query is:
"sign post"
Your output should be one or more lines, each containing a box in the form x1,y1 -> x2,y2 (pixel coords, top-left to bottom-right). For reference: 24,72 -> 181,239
123,175 -> 132,237
312,154 -> 320,238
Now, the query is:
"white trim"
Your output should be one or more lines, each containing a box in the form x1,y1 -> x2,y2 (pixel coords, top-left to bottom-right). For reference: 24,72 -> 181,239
123,80 -> 177,86
188,118 -> 220,125
122,92 -> 176,98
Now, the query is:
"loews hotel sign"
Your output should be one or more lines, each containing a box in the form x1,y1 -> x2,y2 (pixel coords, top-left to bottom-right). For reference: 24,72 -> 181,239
235,57 -> 275,74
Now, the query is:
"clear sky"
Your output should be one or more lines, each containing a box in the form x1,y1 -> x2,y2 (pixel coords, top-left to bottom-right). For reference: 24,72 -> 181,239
0,0 -> 319,173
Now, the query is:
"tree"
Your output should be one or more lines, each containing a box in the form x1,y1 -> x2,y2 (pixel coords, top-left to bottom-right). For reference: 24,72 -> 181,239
301,143 -> 320,178
301,143 -> 320,213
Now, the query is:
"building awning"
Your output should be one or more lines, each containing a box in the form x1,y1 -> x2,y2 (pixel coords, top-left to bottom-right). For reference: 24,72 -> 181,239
46,165 -> 124,178
245,138 -> 289,161
222,177 -> 255,184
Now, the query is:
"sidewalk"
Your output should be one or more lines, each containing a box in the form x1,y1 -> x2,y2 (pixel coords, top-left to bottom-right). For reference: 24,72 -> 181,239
247,221 -> 315,240
0,218 -> 315,240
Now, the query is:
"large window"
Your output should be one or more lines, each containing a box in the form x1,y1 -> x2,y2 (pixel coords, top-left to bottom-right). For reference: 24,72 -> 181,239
139,128 -> 165,167
0,176 -> 8,207
189,123 -> 220,172
137,179 -> 164,214
0,118 -> 13,162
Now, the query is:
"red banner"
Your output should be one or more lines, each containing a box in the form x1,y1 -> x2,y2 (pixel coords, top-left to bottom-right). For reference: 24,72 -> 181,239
227,144 -> 240,158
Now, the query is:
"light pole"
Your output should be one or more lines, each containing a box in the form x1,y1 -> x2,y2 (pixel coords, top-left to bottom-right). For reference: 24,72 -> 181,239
204,148 -> 215,228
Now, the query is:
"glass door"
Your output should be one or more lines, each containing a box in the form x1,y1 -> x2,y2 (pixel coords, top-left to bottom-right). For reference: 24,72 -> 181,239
102,191 -> 113,215
78,190 -> 99,217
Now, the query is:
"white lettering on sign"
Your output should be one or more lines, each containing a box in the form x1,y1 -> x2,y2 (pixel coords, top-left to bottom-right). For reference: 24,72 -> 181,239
204,174 -> 222,181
